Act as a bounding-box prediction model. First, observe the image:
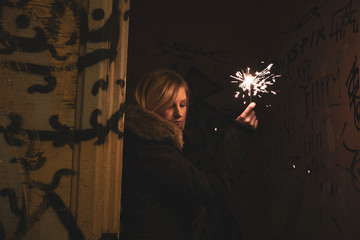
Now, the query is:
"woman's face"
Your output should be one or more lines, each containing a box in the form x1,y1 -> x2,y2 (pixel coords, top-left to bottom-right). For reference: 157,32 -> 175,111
155,86 -> 187,129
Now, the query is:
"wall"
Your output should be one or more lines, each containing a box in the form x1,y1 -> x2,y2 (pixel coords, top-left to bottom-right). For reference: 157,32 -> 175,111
0,0 -> 129,239
257,0 -> 360,239
126,0 -> 360,239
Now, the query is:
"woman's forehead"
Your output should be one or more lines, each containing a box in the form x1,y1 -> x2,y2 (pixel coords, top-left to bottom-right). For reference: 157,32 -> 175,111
163,86 -> 187,107
177,86 -> 187,96
174,86 -> 187,101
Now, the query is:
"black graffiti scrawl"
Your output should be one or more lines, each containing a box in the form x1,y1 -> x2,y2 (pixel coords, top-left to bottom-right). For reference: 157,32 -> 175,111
0,0 -> 79,94
78,0 -> 121,72
0,0 -> 127,239
0,103 -> 125,148
346,56 -> 360,131
343,142 -> 360,192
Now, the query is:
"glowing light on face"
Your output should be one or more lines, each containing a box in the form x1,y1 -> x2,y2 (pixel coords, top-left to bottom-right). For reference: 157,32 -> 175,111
230,63 -> 281,104
154,86 -> 187,130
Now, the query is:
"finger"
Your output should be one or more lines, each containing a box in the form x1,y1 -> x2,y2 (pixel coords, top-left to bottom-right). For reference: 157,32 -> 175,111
253,119 -> 259,129
248,110 -> 255,121
236,107 -> 255,122
249,113 -> 257,126
241,102 -> 256,117
250,113 -> 257,124
245,110 -> 255,121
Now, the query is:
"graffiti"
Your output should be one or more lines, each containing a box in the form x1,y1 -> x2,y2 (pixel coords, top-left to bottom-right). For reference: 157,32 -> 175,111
1,114 -> 24,146
291,0 -> 327,32
27,75 -> 57,94
154,40 -> 241,66
0,0 -> 128,238
0,26 -> 71,60
0,60 -> 60,93
299,65 -> 342,118
276,25 -> 328,69
92,77 -> 125,96
90,103 -> 125,145
343,142 -> 360,192
0,60 -> 77,74
48,115 -> 75,147
0,187 -> 85,240
123,9 -> 130,21
264,113 -> 303,173
92,76 -> 109,96
303,121 -> 325,176
331,0 -> 358,42
346,56 -> 360,131
45,192 -> 85,240
0,0 -> 123,94
315,26 -> 327,44
0,1 -> 79,94
28,168 -> 74,191
77,0 -> 120,72
0,188 -> 26,239
11,152 -> 46,171
0,188 -> 22,217
0,103 -> 125,148
342,122 -> 347,134
0,170 -> 80,239
276,0 -> 359,71
116,79 -> 126,88
296,59 -> 313,83
332,217 -> 343,235
319,182 -> 338,195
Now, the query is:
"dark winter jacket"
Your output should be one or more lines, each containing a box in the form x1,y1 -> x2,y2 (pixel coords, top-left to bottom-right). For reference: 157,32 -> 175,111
120,104 -> 255,240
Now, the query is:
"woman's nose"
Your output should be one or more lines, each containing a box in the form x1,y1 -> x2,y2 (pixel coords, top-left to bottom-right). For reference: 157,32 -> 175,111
173,106 -> 182,118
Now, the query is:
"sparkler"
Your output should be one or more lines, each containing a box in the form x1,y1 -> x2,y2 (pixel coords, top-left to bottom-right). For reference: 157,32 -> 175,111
230,63 -> 280,105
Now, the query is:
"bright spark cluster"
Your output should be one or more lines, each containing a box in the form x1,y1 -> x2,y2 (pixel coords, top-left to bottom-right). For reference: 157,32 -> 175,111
230,63 -> 280,104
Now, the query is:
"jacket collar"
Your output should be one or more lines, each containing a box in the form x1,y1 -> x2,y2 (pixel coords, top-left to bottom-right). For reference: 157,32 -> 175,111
125,104 -> 184,150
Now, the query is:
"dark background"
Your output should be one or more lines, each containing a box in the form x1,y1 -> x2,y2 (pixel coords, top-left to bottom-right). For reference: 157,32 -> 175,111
126,0 -> 360,239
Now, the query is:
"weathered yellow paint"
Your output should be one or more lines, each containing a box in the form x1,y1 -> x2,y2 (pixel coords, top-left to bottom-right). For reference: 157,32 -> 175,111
0,0 -> 129,239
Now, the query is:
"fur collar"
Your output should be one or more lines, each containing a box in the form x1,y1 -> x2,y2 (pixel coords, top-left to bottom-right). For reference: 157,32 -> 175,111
125,104 -> 184,150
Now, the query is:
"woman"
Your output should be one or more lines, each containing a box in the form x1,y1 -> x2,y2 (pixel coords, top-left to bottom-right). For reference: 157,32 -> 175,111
120,69 -> 257,240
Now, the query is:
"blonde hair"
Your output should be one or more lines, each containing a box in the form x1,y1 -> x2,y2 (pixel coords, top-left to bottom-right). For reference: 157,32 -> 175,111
135,69 -> 189,111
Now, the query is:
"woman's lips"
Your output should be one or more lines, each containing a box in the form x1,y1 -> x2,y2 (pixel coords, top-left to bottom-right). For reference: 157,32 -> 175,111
174,121 -> 182,126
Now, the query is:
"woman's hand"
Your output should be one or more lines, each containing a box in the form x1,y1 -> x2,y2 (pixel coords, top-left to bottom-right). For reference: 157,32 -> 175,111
235,102 -> 258,130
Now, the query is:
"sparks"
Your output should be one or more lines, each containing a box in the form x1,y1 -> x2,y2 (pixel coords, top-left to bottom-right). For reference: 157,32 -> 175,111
230,63 -> 280,104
